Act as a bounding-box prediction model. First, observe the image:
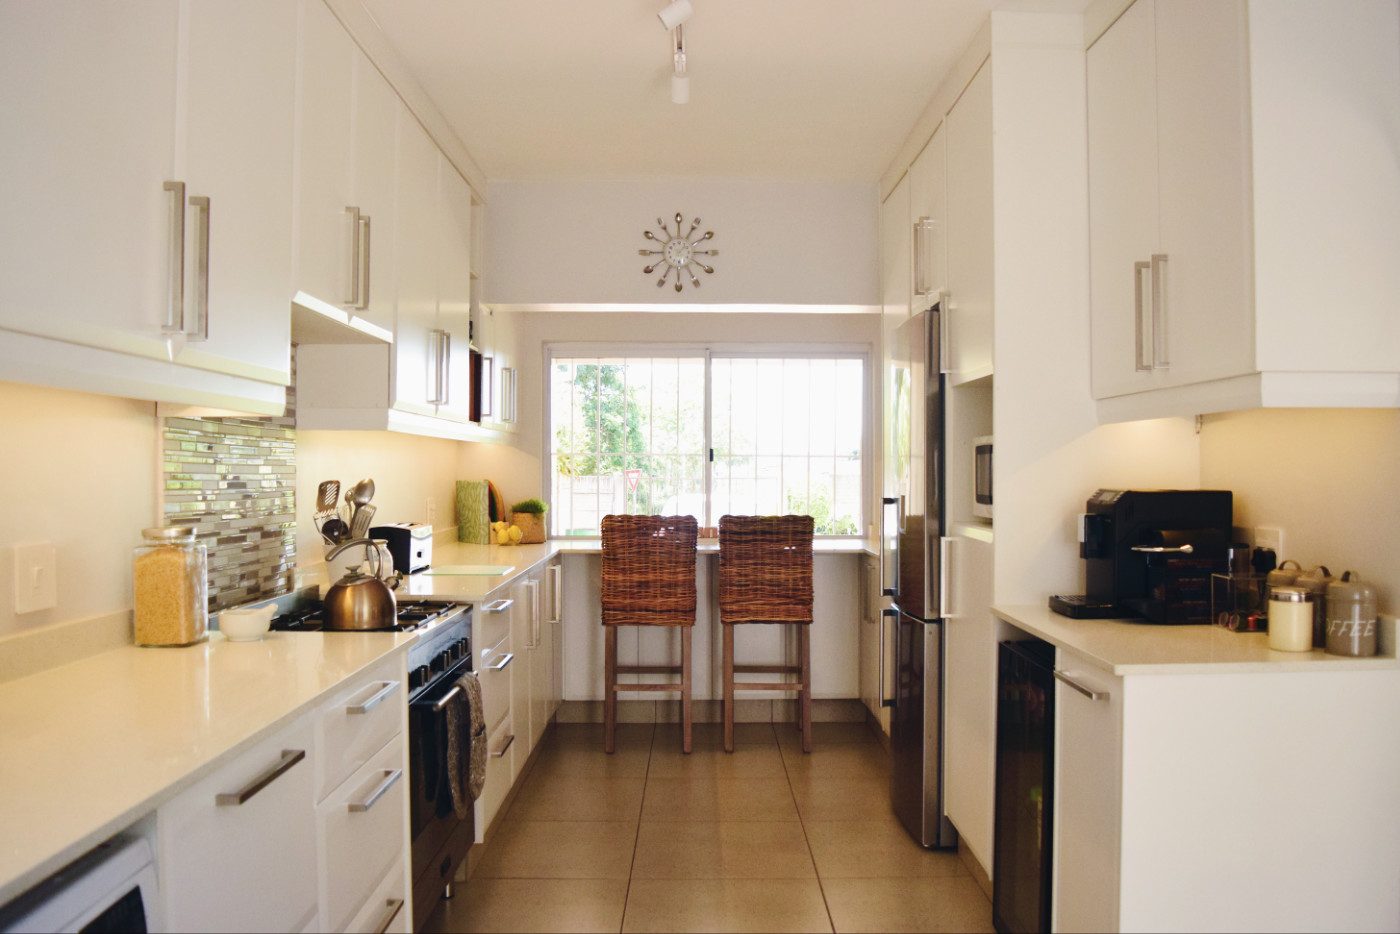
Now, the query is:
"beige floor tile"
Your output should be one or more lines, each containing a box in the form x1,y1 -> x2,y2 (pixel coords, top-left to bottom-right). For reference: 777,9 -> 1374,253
642,777 -> 799,822
821,876 -> 995,933
631,820 -> 816,879
507,772 -> 646,821
550,721 -> 655,748
530,742 -> 652,779
648,743 -> 786,779
622,879 -> 833,933
423,877 -> 628,933
804,820 -> 967,879
655,721 -> 779,746
779,743 -> 890,780
788,773 -> 894,822
776,721 -> 880,746
474,820 -> 638,879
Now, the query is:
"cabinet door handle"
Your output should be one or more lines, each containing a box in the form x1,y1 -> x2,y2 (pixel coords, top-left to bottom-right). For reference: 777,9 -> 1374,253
346,680 -> 400,714
483,598 -> 514,613
937,291 -> 951,374
347,768 -> 402,813
1150,253 -> 1169,369
491,733 -> 515,758
345,206 -> 361,307
215,748 -> 305,806
484,652 -> 515,671
1054,669 -> 1109,701
527,579 -> 541,647
1133,260 -> 1151,372
357,214 -> 372,311
374,898 -> 405,934
549,564 -> 563,623
163,181 -> 186,334
188,195 -> 210,342
912,217 -> 924,297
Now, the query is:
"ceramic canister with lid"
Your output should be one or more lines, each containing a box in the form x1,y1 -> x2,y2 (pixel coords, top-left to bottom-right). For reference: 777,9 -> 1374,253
1263,560 -> 1302,615
1325,571 -> 1378,657
133,526 -> 208,646
1267,586 -> 1314,652
1291,566 -> 1334,648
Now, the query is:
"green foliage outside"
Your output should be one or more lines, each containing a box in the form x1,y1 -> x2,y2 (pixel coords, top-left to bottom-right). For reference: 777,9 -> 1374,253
785,484 -> 859,536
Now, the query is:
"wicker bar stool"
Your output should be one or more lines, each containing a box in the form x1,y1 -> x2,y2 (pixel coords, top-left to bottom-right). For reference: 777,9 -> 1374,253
600,514 -> 699,754
718,514 -> 815,753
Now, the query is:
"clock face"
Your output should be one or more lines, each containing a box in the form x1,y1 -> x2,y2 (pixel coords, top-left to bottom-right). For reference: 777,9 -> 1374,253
664,237 -> 693,267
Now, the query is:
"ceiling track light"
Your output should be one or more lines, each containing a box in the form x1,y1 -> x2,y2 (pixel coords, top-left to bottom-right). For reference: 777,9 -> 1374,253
671,24 -> 689,104
657,0 -> 693,31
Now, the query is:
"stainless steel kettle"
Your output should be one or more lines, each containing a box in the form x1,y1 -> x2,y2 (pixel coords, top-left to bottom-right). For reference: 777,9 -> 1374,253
323,538 -> 398,630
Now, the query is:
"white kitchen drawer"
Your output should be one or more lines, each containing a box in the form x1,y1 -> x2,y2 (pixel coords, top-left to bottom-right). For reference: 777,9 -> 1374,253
475,592 -> 515,650
478,633 -> 514,735
315,653 -> 405,801
344,854 -> 409,934
473,716 -> 515,843
159,716 -> 317,933
317,733 -> 407,934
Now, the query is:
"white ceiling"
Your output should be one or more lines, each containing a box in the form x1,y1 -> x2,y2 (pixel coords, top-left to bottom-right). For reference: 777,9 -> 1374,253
357,0 -> 1090,182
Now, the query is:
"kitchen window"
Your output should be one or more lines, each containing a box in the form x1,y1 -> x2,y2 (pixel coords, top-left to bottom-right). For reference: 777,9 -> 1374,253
547,348 -> 865,537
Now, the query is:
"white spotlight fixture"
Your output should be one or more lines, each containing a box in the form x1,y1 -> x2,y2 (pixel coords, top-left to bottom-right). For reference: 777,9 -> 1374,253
657,0 -> 693,31
671,24 -> 689,104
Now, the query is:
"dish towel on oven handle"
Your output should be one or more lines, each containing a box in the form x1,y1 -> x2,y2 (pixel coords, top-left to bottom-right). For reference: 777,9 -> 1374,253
446,670 -> 487,818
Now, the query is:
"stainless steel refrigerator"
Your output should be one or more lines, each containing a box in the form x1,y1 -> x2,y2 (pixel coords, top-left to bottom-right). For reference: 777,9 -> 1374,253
881,301 -> 957,849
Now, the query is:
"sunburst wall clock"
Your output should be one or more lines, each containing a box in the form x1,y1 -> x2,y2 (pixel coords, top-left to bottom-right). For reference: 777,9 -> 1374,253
639,213 -> 717,292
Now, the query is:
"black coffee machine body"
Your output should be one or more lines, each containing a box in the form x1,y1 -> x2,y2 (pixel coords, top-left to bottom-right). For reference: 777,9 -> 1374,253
1081,489 -> 1233,624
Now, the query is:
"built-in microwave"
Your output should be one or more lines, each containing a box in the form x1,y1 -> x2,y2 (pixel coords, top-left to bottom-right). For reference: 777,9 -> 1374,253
973,435 -> 993,519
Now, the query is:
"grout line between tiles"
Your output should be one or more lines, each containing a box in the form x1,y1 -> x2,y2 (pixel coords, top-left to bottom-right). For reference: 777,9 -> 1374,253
780,735 -> 839,934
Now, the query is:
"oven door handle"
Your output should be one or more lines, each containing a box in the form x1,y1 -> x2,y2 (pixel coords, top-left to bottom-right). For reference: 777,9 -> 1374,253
427,685 -> 463,713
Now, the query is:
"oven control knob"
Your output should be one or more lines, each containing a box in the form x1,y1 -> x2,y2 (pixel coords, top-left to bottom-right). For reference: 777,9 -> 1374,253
431,652 -> 450,672
453,639 -> 469,660
410,665 -> 431,689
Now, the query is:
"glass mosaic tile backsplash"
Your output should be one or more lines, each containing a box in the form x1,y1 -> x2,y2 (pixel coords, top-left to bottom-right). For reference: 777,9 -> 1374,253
161,384 -> 296,612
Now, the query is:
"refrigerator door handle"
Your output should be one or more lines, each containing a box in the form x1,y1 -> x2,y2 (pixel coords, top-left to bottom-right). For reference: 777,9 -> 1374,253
880,609 -> 897,708
938,536 -> 955,619
881,496 -> 899,597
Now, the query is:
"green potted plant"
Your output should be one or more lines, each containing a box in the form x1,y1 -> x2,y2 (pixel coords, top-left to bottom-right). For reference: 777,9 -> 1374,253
510,498 -> 548,544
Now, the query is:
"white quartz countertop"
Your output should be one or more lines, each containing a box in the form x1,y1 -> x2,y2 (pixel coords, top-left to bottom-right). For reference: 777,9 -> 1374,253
992,603 -> 1400,675
398,538 -> 875,602
0,630 -> 414,905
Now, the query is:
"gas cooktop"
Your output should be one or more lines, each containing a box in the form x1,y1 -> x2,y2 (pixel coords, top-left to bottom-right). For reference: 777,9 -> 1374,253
269,601 -> 464,634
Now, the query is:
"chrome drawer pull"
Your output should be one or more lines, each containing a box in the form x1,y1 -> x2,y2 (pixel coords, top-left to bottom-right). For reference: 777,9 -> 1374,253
431,685 -> 463,712
483,599 -> 514,613
374,898 -> 405,934
348,768 -> 402,813
491,734 -> 515,758
163,181 -> 185,334
484,652 -> 514,671
347,680 -> 400,715
1054,669 -> 1109,701
215,749 -> 305,806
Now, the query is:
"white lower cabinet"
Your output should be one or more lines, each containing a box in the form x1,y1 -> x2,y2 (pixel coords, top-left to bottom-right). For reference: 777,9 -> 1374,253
858,555 -> 889,736
158,717 -> 318,933
344,855 -> 409,934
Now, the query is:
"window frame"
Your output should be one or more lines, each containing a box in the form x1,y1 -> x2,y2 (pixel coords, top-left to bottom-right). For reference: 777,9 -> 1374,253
542,342 -> 871,539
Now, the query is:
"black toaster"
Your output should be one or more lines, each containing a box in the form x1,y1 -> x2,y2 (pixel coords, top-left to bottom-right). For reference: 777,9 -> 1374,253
369,523 -> 433,574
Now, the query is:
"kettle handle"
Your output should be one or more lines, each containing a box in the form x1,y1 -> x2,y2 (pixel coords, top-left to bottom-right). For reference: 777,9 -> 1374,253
326,537 -> 381,577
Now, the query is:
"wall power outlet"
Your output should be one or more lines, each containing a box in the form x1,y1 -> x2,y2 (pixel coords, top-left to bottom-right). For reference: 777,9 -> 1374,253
1254,526 -> 1284,558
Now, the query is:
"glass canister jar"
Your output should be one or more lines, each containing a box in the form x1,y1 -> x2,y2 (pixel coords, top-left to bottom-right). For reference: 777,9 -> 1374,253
1325,571 -> 1378,657
133,526 -> 208,646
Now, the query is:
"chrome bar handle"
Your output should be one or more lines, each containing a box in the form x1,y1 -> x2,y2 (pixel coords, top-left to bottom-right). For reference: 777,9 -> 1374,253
491,733 -> 515,758
526,579 -> 541,648
880,608 -> 897,708
428,329 -> 447,405
188,195 -> 210,342
347,768 -> 402,812
1131,544 -> 1194,554
938,535 -> 954,619
1054,669 -> 1109,701
912,217 -> 925,297
439,329 -> 451,405
881,496 -> 898,597
374,899 -> 405,934
484,652 -> 515,671
1150,253 -> 1169,368
345,206 -> 361,306
549,564 -> 563,623
356,214 -> 372,311
483,599 -> 514,613
431,685 -> 463,713
215,749 -> 305,806
937,291 -> 951,375
1134,260 -> 1151,372
347,680 -> 400,715
163,181 -> 186,334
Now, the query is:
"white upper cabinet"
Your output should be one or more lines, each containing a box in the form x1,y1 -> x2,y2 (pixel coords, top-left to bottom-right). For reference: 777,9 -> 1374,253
1088,0 -> 1400,421
944,63 -> 994,385
391,107 -> 441,417
436,155 -> 477,425
909,125 -> 948,307
0,0 -> 296,410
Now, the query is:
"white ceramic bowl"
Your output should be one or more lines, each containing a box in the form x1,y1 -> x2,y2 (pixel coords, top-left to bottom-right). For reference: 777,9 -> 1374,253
219,605 -> 274,642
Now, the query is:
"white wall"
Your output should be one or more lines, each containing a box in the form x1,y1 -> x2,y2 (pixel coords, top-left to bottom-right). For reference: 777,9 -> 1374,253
483,178 -> 879,308
0,381 -> 158,638
1200,408 -> 1400,613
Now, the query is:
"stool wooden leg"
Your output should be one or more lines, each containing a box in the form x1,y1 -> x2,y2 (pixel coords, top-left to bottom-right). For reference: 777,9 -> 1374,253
723,623 -> 735,753
681,626 -> 693,754
800,625 -> 812,754
604,626 -> 617,755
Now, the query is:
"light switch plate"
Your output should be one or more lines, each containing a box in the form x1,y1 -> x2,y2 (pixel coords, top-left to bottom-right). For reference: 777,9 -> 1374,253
14,542 -> 57,614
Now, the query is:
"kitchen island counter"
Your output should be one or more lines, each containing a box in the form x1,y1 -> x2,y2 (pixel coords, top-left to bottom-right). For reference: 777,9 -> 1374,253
0,629 -> 414,906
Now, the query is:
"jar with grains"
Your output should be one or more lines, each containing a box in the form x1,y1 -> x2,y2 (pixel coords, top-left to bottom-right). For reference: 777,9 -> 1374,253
133,527 -> 208,646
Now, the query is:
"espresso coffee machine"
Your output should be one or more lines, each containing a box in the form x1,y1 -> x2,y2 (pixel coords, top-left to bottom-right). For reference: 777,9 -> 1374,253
1052,489 -> 1234,624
